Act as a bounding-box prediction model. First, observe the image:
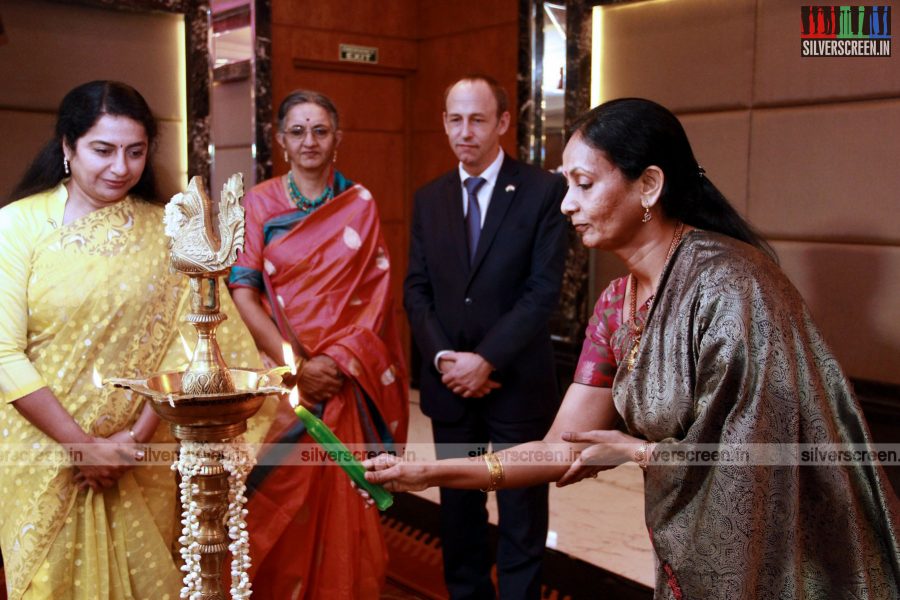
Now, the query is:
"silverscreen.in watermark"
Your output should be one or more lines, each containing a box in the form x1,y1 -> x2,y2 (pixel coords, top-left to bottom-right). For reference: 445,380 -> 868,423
800,5 -> 892,57
1,443 -> 898,468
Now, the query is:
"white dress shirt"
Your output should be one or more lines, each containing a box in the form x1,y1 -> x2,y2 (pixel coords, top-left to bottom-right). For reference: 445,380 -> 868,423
435,149 -> 506,372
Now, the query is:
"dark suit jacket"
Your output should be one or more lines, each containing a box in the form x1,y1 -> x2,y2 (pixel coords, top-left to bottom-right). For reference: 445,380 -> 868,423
404,155 -> 568,423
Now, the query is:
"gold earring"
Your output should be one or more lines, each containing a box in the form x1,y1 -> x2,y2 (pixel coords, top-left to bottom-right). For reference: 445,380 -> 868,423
642,204 -> 652,223
283,150 -> 289,163
332,150 -> 338,165
64,157 -> 70,176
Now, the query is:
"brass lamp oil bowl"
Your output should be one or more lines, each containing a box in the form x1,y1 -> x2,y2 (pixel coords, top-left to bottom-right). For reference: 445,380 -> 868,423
107,368 -> 285,440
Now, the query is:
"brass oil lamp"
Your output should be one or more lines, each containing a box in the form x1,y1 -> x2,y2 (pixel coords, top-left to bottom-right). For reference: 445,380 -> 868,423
108,174 -> 285,599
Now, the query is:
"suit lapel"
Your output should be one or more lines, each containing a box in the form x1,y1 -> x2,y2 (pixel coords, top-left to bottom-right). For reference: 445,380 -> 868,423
469,156 -> 520,275
441,172 -> 470,272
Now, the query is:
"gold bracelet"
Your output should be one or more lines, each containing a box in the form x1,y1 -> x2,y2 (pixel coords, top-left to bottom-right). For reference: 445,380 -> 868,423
481,451 -> 505,492
633,442 -> 653,471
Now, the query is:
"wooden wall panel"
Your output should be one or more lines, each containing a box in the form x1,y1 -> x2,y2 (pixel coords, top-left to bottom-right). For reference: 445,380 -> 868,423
418,0 -> 517,38
338,131 -> 406,221
410,131 -> 457,191
267,63 -> 407,222
413,24 -> 519,127
411,23 -> 520,190
272,67 -> 408,133
273,0 -> 417,37
289,29 -> 417,73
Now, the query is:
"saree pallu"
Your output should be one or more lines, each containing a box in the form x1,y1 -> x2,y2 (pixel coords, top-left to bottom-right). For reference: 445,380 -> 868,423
615,230 -> 900,599
0,193 -> 269,600
239,180 -> 408,599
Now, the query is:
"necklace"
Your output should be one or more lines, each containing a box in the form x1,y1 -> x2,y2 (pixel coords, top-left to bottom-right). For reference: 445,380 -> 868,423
626,222 -> 685,371
287,171 -> 333,212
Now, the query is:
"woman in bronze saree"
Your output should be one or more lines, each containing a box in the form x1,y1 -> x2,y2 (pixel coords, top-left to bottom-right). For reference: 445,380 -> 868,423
365,98 -> 900,599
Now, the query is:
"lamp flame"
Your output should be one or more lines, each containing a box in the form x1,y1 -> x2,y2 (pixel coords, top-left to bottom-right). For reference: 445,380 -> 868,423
288,386 -> 300,409
179,333 -> 193,362
282,341 -> 296,376
92,367 -> 103,389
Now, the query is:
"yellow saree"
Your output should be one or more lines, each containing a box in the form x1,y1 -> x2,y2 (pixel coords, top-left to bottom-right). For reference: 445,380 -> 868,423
0,187 -> 270,600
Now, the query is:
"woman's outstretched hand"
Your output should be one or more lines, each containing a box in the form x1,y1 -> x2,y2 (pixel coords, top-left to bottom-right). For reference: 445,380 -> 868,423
556,429 -> 641,487
363,453 -> 430,493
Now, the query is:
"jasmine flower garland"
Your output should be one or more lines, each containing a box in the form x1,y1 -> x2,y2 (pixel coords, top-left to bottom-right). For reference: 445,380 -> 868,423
173,438 -> 255,599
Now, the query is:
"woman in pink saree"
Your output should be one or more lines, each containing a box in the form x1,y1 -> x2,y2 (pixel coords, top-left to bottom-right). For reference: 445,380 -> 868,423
229,90 -> 408,599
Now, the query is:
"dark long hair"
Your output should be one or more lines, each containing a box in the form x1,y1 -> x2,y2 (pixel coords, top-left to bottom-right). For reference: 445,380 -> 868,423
7,80 -> 160,206
572,98 -> 775,260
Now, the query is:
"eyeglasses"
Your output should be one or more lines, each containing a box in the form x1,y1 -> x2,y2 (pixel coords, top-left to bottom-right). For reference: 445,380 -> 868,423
282,126 -> 333,141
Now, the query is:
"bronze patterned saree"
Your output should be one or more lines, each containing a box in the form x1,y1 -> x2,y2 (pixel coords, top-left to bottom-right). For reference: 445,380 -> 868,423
614,230 -> 900,599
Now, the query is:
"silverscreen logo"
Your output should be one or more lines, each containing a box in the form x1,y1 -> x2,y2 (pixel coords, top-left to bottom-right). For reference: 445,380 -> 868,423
801,5 -> 891,56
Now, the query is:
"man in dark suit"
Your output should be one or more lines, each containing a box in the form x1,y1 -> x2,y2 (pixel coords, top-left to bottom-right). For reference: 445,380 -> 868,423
404,75 -> 568,600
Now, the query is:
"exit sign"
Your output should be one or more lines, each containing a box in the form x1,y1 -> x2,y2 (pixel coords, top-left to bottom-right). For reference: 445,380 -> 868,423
339,44 -> 378,64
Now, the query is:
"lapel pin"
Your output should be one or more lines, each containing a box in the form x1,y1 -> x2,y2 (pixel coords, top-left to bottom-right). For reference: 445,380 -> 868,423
505,184 -> 516,193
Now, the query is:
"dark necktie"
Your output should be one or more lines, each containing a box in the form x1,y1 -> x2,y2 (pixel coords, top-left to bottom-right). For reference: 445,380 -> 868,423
464,176 -> 486,263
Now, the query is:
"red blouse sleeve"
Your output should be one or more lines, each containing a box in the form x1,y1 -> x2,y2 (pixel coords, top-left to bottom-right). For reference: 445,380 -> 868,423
573,276 -> 626,387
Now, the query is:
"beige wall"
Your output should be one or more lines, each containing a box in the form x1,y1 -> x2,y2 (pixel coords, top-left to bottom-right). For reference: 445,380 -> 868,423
0,0 -> 186,201
593,0 -> 900,384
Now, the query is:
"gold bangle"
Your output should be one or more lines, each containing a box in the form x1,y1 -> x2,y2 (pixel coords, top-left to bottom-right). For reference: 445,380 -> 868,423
481,451 -> 505,492
633,442 -> 653,471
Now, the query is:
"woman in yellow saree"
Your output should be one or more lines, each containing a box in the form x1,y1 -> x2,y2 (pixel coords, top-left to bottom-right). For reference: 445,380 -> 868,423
0,81 -> 266,600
